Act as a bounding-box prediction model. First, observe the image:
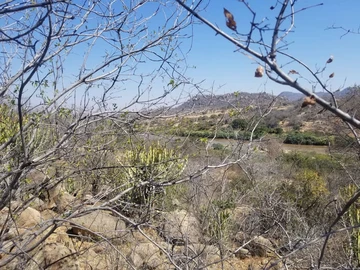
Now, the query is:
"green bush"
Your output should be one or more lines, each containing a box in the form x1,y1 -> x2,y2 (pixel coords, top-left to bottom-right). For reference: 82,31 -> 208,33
284,132 -> 329,145
268,127 -> 284,134
231,118 -> 247,130
281,152 -> 341,173
281,169 -> 329,213
212,143 -> 225,150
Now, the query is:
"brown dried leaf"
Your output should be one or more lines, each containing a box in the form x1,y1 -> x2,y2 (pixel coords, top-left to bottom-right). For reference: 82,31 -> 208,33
255,66 -> 264,78
301,95 -> 316,108
288,69 -> 299,75
326,55 -> 334,64
224,8 -> 237,31
329,72 -> 335,78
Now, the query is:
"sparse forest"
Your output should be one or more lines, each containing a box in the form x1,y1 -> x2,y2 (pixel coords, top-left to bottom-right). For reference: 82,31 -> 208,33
1,1 -> 360,269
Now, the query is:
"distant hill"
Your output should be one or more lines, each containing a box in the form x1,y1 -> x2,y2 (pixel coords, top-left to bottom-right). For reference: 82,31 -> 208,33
172,92 -> 289,113
161,86 -> 358,115
279,87 -> 356,101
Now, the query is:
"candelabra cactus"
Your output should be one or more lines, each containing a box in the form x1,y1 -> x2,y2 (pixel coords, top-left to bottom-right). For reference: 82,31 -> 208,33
118,142 -> 187,207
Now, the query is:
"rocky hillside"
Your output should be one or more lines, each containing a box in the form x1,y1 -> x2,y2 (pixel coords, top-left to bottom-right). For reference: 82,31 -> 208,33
171,92 -> 290,113
1,178 -> 282,270
278,87 -> 357,101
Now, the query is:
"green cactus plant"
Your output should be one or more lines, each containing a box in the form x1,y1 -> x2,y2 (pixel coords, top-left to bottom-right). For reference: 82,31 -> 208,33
118,142 -> 187,207
202,198 -> 235,242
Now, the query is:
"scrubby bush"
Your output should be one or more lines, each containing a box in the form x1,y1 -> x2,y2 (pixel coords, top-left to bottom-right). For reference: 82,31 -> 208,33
212,143 -> 225,151
281,152 -> 341,173
284,131 -> 330,145
281,169 -> 329,217
231,118 -> 247,130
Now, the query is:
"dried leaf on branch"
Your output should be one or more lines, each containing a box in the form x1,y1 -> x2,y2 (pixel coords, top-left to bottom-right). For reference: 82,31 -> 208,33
288,69 -> 299,75
301,95 -> 316,108
224,8 -> 237,31
254,66 -> 264,78
329,72 -> 335,78
326,55 -> 334,64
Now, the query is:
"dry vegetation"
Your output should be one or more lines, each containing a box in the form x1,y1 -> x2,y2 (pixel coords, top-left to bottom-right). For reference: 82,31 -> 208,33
1,0 -> 360,269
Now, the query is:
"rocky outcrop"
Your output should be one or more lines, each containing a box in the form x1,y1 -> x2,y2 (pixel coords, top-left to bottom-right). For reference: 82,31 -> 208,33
69,210 -> 126,240
235,232 -> 276,258
129,242 -> 168,269
161,209 -> 202,244
0,197 -> 279,270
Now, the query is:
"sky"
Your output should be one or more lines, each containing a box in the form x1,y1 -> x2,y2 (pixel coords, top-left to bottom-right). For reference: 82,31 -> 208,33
181,0 -> 360,97
7,0 -> 360,109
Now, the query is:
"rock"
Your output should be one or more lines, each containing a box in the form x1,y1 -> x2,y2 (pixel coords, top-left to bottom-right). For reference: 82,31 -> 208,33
130,227 -> 162,243
235,248 -> 250,259
17,207 -> 41,228
0,207 -> 9,228
234,233 -> 275,258
4,207 -> 41,239
162,210 -> 201,244
26,226 -> 78,270
44,184 -> 76,212
174,244 -> 221,267
41,209 -> 59,221
231,206 -> 255,228
129,242 -> 168,269
53,190 -> 76,212
70,210 -> 126,240
29,197 -> 46,211
250,236 -> 274,257
78,248 -> 109,270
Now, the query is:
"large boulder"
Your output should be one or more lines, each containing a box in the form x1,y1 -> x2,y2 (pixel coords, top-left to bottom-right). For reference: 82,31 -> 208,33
129,242 -> 168,269
1,225 -> 77,270
29,197 -> 46,211
17,206 -> 42,228
161,210 -> 202,244
174,244 -> 221,268
69,210 -> 126,240
251,236 -> 275,257
28,226 -> 78,270
235,233 -> 275,257
4,207 -> 42,240
45,184 -> 76,212
231,206 -> 256,229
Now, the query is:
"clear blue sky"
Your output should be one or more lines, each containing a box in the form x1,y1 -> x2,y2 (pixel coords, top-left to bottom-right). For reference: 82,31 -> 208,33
19,1 -> 360,108
181,0 -> 360,97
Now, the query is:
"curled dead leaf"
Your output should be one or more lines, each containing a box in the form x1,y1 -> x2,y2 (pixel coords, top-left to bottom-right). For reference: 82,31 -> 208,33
224,8 -> 237,31
329,72 -> 335,78
326,55 -> 334,64
288,70 -> 299,75
301,95 -> 316,108
254,66 -> 264,78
